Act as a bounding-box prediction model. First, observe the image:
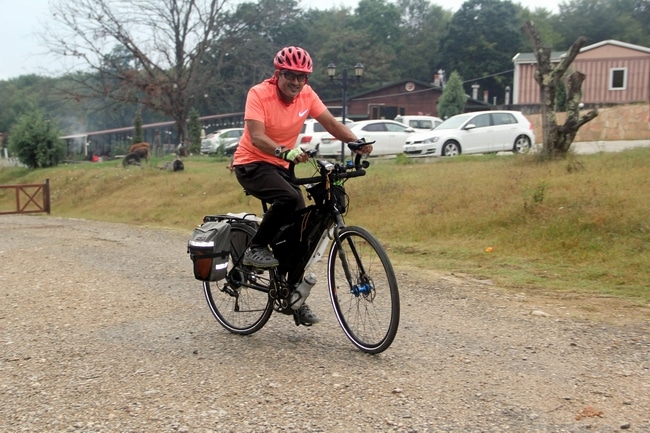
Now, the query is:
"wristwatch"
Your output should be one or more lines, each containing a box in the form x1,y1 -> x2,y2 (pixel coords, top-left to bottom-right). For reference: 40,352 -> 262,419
274,146 -> 285,158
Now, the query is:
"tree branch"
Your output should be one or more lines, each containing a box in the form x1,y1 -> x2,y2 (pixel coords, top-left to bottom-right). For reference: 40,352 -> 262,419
43,0 -> 227,145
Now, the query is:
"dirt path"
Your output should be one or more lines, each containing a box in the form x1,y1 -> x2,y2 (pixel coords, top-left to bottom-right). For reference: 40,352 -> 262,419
1,215 -> 648,432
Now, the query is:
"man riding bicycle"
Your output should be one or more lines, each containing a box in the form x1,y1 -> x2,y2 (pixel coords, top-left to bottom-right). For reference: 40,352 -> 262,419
232,46 -> 371,325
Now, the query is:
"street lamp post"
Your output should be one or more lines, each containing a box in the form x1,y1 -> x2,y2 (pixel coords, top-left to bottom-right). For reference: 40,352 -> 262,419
327,62 -> 364,162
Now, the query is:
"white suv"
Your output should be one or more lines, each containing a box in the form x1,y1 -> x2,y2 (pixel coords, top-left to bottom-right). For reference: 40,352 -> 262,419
296,118 -> 352,153
403,110 -> 535,157
394,115 -> 442,131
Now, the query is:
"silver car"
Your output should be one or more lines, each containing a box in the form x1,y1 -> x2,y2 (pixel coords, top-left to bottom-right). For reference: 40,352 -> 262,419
200,128 -> 244,155
403,111 -> 535,157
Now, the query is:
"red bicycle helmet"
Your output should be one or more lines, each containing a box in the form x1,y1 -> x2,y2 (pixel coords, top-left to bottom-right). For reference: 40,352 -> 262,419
274,46 -> 313,74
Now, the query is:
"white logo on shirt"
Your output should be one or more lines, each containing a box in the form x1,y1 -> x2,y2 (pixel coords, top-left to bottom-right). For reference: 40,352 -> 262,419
299,109 -> 309,117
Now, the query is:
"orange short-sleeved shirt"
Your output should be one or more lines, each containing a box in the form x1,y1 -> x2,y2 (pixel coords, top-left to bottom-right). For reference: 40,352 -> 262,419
233,79 -> 327,168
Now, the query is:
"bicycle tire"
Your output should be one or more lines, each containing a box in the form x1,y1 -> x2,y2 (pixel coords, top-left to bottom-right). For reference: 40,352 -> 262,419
327,226 -> 400,354
203,223 -> 273,335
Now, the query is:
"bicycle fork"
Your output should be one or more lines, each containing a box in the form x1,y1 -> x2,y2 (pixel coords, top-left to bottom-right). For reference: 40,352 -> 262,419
331,222 -> 373,298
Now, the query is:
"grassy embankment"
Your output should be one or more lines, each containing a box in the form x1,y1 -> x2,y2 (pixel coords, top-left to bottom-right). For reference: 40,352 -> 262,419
1,150 -> 649,306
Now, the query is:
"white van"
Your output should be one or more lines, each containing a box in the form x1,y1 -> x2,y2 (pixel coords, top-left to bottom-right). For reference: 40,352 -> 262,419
394,115 -> 442,131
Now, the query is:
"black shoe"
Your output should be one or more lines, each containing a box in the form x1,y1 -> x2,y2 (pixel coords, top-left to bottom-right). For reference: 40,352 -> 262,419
295,303 -> 320,325
243,247 -> 279,268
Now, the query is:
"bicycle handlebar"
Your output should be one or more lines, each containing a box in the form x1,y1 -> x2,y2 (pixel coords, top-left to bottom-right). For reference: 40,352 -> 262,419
293,141 -> 374,185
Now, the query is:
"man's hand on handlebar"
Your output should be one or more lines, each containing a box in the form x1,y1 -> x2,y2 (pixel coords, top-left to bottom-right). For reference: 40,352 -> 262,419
303,148 -> 319,159
281,147 -> 316,164
348,138 -> 375,155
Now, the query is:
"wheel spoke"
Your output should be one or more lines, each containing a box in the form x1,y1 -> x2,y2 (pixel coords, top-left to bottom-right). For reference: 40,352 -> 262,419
203,223 -> 273,335
328,226 -> 399,354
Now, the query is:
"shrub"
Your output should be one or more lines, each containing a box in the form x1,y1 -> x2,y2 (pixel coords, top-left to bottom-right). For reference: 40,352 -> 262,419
188,108 -> 202,155
437,71 -> 467,120
8,111 -> 65,169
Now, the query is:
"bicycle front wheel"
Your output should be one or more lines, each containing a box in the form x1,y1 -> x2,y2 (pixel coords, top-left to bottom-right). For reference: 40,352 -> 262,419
203,223 -> 273,335
327,226 -> 400,354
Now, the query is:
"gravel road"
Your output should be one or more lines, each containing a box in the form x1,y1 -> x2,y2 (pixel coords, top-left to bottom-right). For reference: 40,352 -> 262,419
1,215 -> 648,433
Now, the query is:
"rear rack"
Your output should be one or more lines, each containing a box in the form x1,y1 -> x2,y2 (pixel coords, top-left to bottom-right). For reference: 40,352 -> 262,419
202,212 -> 262,225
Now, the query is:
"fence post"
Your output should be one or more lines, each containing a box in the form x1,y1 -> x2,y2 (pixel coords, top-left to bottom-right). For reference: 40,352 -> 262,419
44,179 -> 51,214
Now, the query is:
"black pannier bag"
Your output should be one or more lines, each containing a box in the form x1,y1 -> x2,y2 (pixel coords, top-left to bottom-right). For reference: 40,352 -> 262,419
188,220 -> 231,281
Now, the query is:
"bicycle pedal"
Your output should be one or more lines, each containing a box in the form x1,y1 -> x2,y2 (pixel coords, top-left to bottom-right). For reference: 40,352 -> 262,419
243,265 -> 264,274
272,300 -> 293,316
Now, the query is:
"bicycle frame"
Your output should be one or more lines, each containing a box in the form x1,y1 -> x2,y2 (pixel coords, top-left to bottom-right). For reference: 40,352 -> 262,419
225,153 -> 368,304
200,141 -> 400,353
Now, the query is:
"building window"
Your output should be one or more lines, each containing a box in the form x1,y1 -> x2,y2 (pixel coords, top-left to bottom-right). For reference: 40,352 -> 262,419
610,68 -> 627,90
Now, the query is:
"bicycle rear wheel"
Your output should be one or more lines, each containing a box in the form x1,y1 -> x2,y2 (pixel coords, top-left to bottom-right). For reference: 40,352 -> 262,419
327,226 -> 400,354
203,223 -> 273,335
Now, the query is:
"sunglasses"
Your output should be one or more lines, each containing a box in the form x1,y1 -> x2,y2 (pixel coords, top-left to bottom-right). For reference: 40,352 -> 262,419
280,70 -> 309,83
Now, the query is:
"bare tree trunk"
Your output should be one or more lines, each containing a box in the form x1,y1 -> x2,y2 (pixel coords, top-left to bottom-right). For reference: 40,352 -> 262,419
523,21 -> 598,159
557,71 -> 599,153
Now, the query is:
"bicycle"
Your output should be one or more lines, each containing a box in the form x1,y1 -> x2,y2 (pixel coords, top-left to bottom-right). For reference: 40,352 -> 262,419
198,142 -> 400,354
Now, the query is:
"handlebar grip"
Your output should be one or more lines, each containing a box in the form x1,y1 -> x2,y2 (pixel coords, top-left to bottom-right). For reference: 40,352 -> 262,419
347,140 -> 375,153
339,169 -> 366,180
302,147 -> 319,159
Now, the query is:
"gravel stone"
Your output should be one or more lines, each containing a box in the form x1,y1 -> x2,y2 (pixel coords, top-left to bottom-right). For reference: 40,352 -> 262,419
1,215 -> 648,432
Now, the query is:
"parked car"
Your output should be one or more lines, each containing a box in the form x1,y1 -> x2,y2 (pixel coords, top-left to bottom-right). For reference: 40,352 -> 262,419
394,115 -> 443,131
403,110 -> 535,157
295,118 -> 352,152
200,128 -> 244,155
223,140 -> 241,156
319,119 -> 416,158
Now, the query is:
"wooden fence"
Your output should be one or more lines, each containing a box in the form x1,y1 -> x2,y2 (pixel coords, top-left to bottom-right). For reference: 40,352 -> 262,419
0,179 -> 51,215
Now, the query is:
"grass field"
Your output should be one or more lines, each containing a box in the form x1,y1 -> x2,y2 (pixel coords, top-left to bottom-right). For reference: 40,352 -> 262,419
2,149 -> 649,307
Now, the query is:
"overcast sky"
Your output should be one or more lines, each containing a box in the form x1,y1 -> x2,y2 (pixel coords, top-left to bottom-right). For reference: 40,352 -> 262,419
0,0 -> 561,81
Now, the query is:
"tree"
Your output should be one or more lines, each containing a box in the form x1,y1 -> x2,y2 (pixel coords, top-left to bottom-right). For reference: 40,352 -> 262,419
518,7 -> 564,51
308,8 -> 385,99
437,71 -> 466,120
440,0 -> 524,103
43,0 -> 226,154
555,80 -> 567,112
354,0 -> 403,52
188,108 -> 202,155
634,0 -> 650,41
523,21 -> 598,159
553,0 -> 650,48
8,111 -> 65,168
0,75 -> 66,135
198,0 -> 306,113
132,109 -> 143,144
396,0 -> 452,82
312,0 -> 406,96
